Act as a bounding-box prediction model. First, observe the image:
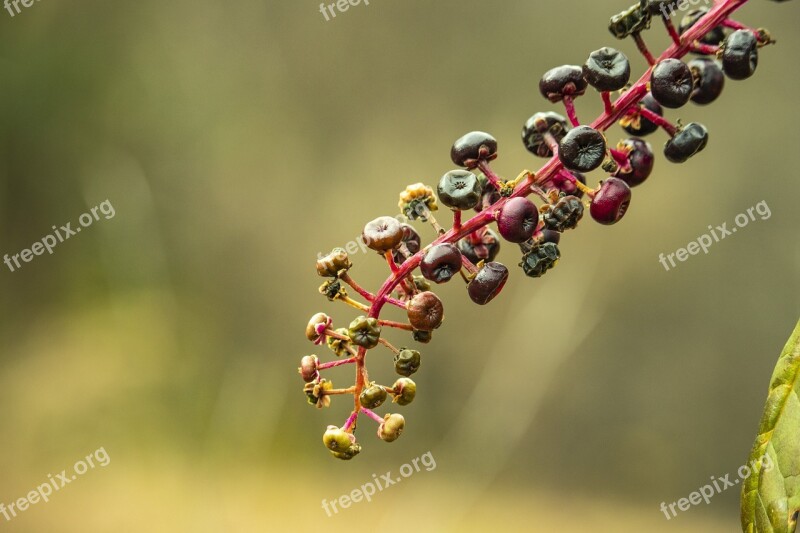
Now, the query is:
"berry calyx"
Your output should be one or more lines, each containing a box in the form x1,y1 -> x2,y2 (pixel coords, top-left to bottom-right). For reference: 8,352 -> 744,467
689,58 -> 725,105
722,29 -> 759,80
398,183 -> 438,222
613,138 -> 654,187
467,261 -> 509,305
451,131 -> 498,169
590,177 -> 631,225
664,122 -> 709,163
420,243 -> 463,284
650,59 -> 694,108
391,378 -> 416,406
559,126 -> 607,172
539,65 -> 588,103
437,170 -> 482,211
496,197 -> 540,243
394,348 -> 421,376
583,47 -> 631,91
348,316 -> 382,349
620,93 -> 663,137
363,216 -> 403,253
377,413 -> 405,442
306,312 -> 331,343
520,242 -> 560,278
407,291 -> 444,331
542,195 -> 584,231
360,384 -> 388,409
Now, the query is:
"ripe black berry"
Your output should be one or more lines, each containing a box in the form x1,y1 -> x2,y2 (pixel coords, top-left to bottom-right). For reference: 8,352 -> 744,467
363,216 -> 403,253
583,47 -> 631,92
722,30 -> 759,80
651,59 -> 694,109
360,384 -> 388,409
420,243 -> 462,284
407,291 -> 444,331
392,223 -> 421,264
539,65 -> 587,103
621,93 -> 663,137
522,112 -> 568,158
543,195 -> 584,231
614,138 -> 654,187
467,261 -> 509,305
496,197 -> 540,244
679,8 -> 726,46
664,122 -> 709,163
689,58 -> 725,105
437,170 -> 482,211
394,349 -> 421,376
559,126 -> 607,172
590,177 -> 631,225
451,131 -> 498,169
520,242 -> 560,278
458,227 -> 500,264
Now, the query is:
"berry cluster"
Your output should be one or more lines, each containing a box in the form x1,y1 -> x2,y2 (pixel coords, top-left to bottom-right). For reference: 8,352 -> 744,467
297,0 -> 786,460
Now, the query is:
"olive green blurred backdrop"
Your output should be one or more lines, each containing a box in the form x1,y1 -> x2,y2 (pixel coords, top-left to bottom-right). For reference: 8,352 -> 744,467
1,0 -> 798,531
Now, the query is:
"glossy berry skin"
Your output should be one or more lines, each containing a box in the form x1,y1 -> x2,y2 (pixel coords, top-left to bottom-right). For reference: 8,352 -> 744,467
348,316 -> 381,349
420,243 -> 463,284
359,384 -> 388,409
363,216 -> 403,253
722,30 -> 758,80
621,93 -> 663,137
392,378 -> 416,406
650,59 -> 694,109
467,262 -> 509,305
497,197 -> 540,243
437,170 -> 482,211
392,223 -> 421,264
664,122 -> 709,163
689,58 -> 725,105
539,65 -> 587,103
451,131 -> 498,169
522,112 -> 568,158
614,138 -> 654,187
377,413 -> 404,442
458,227 -> 501,264
583,47 -> 631,91
323,426 -> 353,452
590,177 -> 632,225
520,242 -> 560,278
559,126 -> 607,172
543,195 -> 584,231
407,291 -> 444,332
394,349 -> 421,376
679,9 -> 726,46
299,355 -> 318,383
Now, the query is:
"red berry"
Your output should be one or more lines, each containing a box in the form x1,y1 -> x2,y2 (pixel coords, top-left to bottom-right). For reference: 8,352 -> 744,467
467,262 -> 509,305
496,197 -> 540,244
420,243 -> 462,284
614,138 -> 654,187
590,178 -> 631,225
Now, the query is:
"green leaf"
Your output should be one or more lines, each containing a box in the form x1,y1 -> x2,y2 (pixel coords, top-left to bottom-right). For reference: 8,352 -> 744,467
742,318 -> 800,533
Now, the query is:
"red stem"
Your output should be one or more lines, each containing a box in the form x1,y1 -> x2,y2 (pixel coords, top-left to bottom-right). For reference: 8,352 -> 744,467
601,91 -> 614,115
632,32 -> 656,66
562,95 -> 580,127
476,161 -> 504,190
662,14 -> 682,47
638,106 -> 678,136
360,407 -> 384,424
318,357 -> 357,370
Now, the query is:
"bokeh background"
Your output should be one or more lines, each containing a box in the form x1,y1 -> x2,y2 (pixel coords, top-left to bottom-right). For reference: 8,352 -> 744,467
1,0 -> 798,531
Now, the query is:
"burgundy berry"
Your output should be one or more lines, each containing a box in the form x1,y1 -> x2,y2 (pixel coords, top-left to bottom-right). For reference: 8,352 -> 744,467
650,59 -> 694,109
583,47 -> 631,92
559,126 -> 607,172
522,112 -> 568,158
689,58 -> 725,105
539,65 -> 588,103
437,170 -> 482,211
392,223 -> 421,264
621,93 -> 663,137
467,262 -> 509,305
451,131 -> 498,169
407,291 -> 444,331
475,173 -> 501,213
420,243 -> 463,284
363,216 -> 403,253
549,170 -> 587,199
590,177 -> 632,225
722,30 -> 758,80
679,8 -> 727,46
496,197 -> 540,244
543,195 -> 584,232
664,122 -> 709,163
614,138 -> 654,187
458,227 -> 500,264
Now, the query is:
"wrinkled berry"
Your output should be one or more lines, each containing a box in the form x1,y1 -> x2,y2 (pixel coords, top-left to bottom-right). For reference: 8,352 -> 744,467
664,122 -> 709,163
451,131 -> 498,169
689,58 -> 725,105
378,413 -> 405,442
326,328 -> 352,357
458,227 -> 500,264
559,126 -> 607,172
520,242 -> 560,278
363,216 -> 403,253
583,47 -> 631,92
679,8 -> 726,46
467,261 -> 509,305
407,291 -> 444,331
360,384 -> 388,409
305,378 -> 333,408
722,30 -> 758,80
348,316 -> 381,349
522,112 -> 568,158
392,378 -> 416,406
614,138 -> 654,187
608,3 -> 651,39
316,248 -> 352,278
437,170 -> 482,211
394,348 -> 421,376
497,197 -> 540,243
543,195 -> 584,231
539,65 -> 587,103
621,93 -> 663,137
590,177 -> 631,225
398,183 -> 438,222
420,243 -> 462,284
651,59 -> 694,108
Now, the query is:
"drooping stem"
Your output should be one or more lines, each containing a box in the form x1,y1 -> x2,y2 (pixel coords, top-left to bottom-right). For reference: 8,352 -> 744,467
662,14 -> 682,46
601,91 -> 614,115
562,95 -> 580,127
632,32 -> 656,66
477,161 -> 505,191
639,106 -> 678,136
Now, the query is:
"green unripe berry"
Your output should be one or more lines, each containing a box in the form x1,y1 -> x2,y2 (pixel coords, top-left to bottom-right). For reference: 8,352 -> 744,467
394,349 -> 421,376
360,384 -> 388,409
392,378 -> 417,406
378,413 -> 405,442
323,425 -> 352,451
348,316 -> 381,349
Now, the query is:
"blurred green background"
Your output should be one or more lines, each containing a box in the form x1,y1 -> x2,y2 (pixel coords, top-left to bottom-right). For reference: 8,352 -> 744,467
1,0 -> 798,531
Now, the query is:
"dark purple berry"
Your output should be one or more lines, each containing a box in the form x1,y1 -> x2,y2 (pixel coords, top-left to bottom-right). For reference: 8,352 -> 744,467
437,170 -> 481,211
407,291 -> 444,332
590,177 -> 631,225
496,197 -> 540,244
614,138 -> 654,187
621,93 -> 663,137
543,195 -> 584,232
679,9 -> 726,46
467,262 -> 509,305
722,30 -> 758,80
420,243 -> 462,284
458,227 -> 500,264
664,122 -> 709,163
522,112 -> 568,158
451,131 -> 498,169
539,65 -> 587,103
689,58 -> 725,105
650,59 -> 694,109
583,47 -> 631,92
475,173 -> 501,212
392,223 -> 421,264
520,242 -> 560,278
363,216 -> 403,253
559,126 -> 607,172
412,330 -> 432,344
